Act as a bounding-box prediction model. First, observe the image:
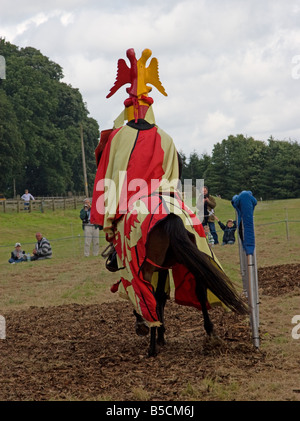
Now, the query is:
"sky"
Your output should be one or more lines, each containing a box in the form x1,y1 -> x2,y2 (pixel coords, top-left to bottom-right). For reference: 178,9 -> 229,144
1,0 -> 300,156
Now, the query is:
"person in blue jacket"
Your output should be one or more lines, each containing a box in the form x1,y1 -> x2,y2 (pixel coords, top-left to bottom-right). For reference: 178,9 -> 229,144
215,216 -> 237,245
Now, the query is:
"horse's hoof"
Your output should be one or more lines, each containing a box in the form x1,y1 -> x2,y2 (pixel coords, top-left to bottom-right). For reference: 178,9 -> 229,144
157,337 -> 166,346
147,349 -> 157,358
208,331 -> 223,345
135,322 -> 149,337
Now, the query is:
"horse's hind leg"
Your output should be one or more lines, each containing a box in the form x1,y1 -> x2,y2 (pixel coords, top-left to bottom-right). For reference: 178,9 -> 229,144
156,270 -> 168,346
148,327 -> 158,357
148,271 -> 168,357
195,281 -> 214,336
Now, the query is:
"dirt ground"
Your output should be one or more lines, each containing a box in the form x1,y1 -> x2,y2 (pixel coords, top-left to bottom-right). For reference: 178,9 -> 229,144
1,263 -> 300,401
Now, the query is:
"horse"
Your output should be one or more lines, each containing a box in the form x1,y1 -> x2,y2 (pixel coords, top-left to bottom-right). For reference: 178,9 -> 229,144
133,212 -> 248,357
94,48 -> 248,356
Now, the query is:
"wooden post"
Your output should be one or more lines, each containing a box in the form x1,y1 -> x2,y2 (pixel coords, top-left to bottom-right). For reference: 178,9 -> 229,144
80,123 -> 89,198
13,178 -> 16,199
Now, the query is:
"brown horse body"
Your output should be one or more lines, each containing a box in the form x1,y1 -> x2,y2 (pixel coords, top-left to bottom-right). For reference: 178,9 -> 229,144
137,213 -> 248,357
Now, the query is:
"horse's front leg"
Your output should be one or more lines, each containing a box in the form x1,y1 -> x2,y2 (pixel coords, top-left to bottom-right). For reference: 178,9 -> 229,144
133,310 -> 149,337
156,271 -> 168,346
148,327 -> 158,357
157,324 -> 166,346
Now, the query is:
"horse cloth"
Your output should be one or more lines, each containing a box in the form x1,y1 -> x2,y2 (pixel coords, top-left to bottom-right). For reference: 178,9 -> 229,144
90,108 -> 225,326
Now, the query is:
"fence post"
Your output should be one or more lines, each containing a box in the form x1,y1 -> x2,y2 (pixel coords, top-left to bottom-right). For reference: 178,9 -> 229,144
285,208 -> 289,241
17,200 -> 20,213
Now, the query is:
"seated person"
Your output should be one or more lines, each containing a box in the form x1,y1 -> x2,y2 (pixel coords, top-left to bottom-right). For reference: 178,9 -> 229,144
8,242 -> 26,264
30,232 -> 52,260
215,216 -> 237,245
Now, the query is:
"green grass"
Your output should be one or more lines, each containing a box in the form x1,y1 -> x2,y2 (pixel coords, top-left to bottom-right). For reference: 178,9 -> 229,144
0,208 -> 108,262
0,208 -> 83,247
0,197 -> 299,312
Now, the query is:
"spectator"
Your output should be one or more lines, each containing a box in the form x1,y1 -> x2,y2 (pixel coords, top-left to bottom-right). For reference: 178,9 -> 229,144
215,216 -> 237,245
197,186 -> 219,245
21,189 -> 35,211
30,232 -> 52,260
203,225 -> 214,249
8,242 -> 26,264
80,198 -> 100,257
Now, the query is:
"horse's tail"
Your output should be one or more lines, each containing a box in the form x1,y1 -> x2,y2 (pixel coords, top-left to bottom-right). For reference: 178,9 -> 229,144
162,214 -> 248,315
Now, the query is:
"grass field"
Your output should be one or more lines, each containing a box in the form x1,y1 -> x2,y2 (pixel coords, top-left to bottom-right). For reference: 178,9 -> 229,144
0,197 -> 299,312
1,197 -> 300,401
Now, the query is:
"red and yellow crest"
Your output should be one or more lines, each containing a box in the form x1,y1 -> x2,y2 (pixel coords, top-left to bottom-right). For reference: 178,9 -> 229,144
106,48 -> 167,121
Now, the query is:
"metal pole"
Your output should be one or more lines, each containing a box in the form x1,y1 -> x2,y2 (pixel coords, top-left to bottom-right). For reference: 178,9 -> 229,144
247,254 -> 260,348
285,208 -> 289,241
235,210 -> 259,347
254,247 -> 260,327
80,123 -> 89,198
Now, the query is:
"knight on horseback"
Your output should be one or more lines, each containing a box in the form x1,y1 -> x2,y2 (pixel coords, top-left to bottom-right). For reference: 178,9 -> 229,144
90,49 -> 248,356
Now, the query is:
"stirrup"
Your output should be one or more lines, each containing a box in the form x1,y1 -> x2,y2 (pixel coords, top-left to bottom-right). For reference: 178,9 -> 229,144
101,243 -> 115,258
105,250 -> 119,272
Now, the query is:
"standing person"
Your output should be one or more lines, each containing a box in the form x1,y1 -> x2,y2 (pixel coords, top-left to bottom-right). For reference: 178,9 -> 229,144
8,242 -> 26,264
21,189 -> 35,211
80,198 -> 100,257
196,186 -> 219,245
215,216 -> 237,245
30,232 -> 52,260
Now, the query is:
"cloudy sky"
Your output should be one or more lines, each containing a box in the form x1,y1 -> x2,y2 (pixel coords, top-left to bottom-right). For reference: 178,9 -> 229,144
1,0 -> 300,155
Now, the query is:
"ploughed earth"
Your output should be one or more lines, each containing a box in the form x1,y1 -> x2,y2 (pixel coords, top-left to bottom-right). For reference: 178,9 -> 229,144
1,263 -> 300,401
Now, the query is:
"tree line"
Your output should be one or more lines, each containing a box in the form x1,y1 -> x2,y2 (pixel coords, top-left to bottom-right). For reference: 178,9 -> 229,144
1,39 -> 300,201
179,134 -> 300,200
0,39 -> 99,197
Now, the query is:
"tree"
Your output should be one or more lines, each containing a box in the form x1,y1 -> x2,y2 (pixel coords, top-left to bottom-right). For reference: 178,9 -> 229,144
0,39 -> 100,197
0,89 -> 25,195
260,137 -> 300,199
